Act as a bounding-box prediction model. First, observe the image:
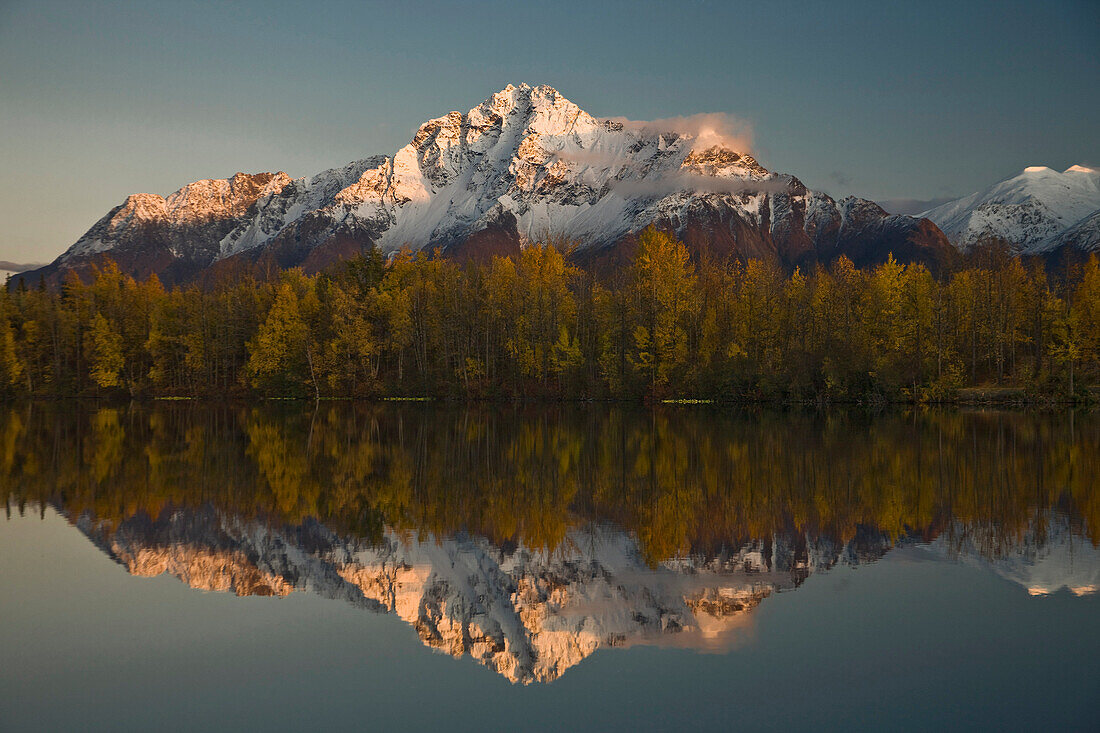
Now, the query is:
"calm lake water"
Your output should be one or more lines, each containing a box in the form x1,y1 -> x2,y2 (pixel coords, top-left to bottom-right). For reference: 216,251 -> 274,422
1,403 -> 1098,731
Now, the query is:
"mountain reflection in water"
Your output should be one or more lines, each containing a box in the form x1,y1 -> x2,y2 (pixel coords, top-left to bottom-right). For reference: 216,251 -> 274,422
3,403 -> 1098,684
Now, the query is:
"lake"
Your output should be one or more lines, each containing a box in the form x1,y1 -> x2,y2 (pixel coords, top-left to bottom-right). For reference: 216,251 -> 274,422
1,403 -> 1098,731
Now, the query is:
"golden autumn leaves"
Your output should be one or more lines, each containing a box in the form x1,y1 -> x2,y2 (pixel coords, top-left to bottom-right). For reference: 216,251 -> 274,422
1,229 -> 1099,401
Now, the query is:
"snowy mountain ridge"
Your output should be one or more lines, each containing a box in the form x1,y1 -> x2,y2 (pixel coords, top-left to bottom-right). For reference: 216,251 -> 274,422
27,84 -> 950,285
920,164 -> 1100,253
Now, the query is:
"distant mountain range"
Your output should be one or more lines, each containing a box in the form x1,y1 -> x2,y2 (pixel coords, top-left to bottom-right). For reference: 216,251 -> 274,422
919,165 -> 1100,254
0,261 -> 44,275
877,197 -> 955,216
19,84 -> 953,286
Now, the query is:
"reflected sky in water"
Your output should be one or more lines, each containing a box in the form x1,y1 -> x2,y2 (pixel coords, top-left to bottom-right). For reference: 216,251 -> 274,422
1,403 -> 1098,731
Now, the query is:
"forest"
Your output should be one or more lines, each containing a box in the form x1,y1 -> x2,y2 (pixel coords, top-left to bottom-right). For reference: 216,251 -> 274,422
2,228 -> 1099,403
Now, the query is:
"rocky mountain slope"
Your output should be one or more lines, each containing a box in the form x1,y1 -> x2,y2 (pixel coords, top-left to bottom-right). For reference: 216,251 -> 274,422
24,84 -> 951,286
921,164 -> 1100,253
1044,207 -> 1100,253
67,505 -> 1096,684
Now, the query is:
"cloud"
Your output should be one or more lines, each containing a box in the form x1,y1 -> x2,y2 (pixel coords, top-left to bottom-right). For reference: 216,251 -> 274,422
547,112 -> 757,174
609,112 -> 754,153
551,147 -> 632,169
536,111 -> 775,200
608,172 -> 790,199
828,171 -> 852,186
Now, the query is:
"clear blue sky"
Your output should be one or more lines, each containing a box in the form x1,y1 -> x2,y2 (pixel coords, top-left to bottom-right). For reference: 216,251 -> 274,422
1,0 -> 1097,262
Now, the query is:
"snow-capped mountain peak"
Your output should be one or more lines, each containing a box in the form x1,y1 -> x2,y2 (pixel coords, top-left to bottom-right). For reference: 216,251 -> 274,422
27,84 -> 951,286
921,164 -> 1100,253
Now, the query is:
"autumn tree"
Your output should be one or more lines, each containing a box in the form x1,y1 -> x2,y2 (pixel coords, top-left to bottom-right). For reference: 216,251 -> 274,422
0,287 -> 22,394
88,312 -> 124,389
247,272 -> 317,396
626,228 -> 697,394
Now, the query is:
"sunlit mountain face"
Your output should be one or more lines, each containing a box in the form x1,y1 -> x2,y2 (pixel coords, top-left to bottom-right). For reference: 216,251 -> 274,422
4,403 -> 1098,684
18,84 -> 953,288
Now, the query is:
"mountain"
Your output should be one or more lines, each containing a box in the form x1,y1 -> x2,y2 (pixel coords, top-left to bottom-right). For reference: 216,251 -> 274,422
23,84 -> 951,286
0,260 -> 44,272
921,165 -> 1100,253
0,261 -> 45,282
876,197 -> 954,216
1044,207 -> 1100,253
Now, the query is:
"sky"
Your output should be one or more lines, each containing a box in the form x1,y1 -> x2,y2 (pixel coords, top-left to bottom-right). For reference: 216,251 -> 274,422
1,0 -> 1097,263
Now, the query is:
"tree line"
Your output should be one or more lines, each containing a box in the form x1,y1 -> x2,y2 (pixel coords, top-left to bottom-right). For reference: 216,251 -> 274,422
2,229 -> 1099,401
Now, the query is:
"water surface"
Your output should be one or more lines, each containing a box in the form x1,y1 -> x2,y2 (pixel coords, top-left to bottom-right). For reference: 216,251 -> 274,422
2,403 -> 1098,730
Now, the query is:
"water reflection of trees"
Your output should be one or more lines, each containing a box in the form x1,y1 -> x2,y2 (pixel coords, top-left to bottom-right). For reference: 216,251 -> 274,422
2,403 -> 1096,563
